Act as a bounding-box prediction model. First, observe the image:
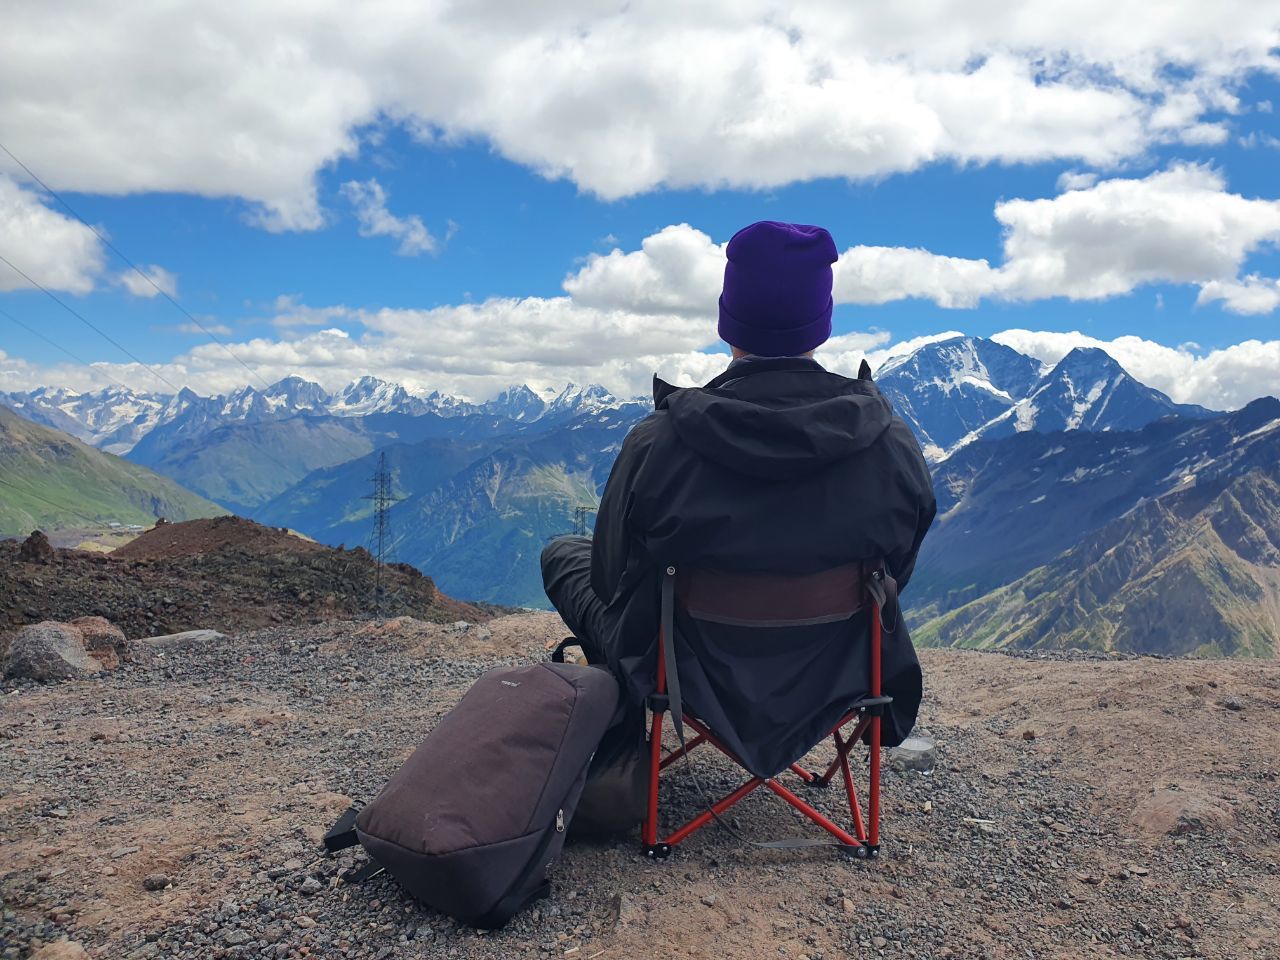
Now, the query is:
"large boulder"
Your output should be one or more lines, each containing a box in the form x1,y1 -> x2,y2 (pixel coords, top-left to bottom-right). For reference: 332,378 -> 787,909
18,530 -> 55,564
70,616 -> 131,670
4,622 -> 102,681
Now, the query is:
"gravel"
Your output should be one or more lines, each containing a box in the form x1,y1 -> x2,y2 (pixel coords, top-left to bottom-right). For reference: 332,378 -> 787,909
2,614 -> 1278,959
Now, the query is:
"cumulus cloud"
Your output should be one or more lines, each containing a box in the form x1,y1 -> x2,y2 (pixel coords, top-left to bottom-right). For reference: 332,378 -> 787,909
0,2 -> 1276,224
1196,276 -> 1280,315
827,165 -> 1280,312
1055,170 -> 1099,192
117,264 -> 177,298
0,176 -> 104,293
994,164 -> 1280,302
3,223 -> 1278,410
834,248 -> 999,309
5,287 -> 1277,411
339,179 -> 447,256
565,170 -> 1280,318
563,224 -> 725,315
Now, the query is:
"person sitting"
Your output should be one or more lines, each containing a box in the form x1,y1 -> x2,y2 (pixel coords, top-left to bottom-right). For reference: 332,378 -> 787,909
541,220 -> 936,745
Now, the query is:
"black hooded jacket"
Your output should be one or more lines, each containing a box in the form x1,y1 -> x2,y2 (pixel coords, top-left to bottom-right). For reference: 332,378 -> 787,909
589,356 -> 936,767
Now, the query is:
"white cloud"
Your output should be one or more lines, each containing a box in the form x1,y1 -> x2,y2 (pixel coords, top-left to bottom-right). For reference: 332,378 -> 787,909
1055,170 -> 1100,192
0,2 -> 1276,224
339,179 -> 444,256
563,224 -> 725,316
117,264 -> 177,298
991,329 -> 1280,410
561,171 -> 1280,318
156,321 -> 233,336
994,164 -> 1280,301
834,248 -> 999,308
1196,276 -> 1280,315
823,165 -> 1280,313
269,294 -> 362,329
0,176 -> 104,293
3,223 -> 1278,411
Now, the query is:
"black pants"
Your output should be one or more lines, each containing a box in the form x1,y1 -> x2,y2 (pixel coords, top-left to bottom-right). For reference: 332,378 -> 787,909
540,535 -> 609,663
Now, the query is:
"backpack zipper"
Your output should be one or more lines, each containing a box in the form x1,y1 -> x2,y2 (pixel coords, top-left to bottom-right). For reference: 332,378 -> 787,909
555,809 -> 565,833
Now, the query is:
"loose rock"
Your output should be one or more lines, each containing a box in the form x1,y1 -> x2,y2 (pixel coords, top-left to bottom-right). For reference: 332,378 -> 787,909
142,873 -> 170,891
4,621 -> 101,681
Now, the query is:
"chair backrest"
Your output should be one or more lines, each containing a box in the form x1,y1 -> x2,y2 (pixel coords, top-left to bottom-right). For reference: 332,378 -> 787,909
663,561 -> 881,778
676,563 -> 869,628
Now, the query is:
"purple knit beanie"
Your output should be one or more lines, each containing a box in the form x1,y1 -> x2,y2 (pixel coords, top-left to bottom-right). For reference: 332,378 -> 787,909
718,220 -> 838,357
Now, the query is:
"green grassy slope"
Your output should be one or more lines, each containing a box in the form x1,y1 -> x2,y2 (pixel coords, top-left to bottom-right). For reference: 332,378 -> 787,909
0,407 -> 226,536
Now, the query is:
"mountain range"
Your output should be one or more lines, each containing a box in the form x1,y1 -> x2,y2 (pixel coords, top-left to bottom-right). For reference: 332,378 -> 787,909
2,335 -> 1276,655
876,339 -> 1210,460
910,397 -> 1280,656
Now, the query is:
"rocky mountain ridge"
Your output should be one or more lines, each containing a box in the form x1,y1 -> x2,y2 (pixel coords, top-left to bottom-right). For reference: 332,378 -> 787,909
1,376 -> 636,456
877,338 -> 1210,461
911,398 -> 1280,630
916,461 -> 1280,656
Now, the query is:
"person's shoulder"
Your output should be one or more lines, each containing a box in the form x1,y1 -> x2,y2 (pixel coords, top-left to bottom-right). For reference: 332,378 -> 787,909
623,408 -> 672,449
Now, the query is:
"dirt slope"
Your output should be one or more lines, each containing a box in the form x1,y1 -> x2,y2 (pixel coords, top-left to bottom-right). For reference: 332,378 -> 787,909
1,517 -> 487,639
1,615 -> 1277,960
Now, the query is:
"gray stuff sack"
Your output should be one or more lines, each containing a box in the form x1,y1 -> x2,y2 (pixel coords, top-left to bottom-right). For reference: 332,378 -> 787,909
323,661 -> 619,928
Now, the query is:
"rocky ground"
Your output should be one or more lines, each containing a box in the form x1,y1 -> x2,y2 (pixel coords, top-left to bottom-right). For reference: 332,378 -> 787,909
2,613 -> 1278,960
0,518 -> 489,640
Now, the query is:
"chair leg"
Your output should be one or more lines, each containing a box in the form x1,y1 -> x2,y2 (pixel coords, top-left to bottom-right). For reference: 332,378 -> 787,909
836,732 -> 867,843
868,599 -> 883,851
868,714 -> 881,849
642,705 -> 669,858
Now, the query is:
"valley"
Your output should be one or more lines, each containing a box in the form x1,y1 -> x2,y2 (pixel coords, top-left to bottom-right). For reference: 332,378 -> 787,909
4,335 -> 1278,655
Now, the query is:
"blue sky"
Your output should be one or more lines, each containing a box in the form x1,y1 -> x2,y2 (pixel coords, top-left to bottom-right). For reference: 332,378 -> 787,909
1,3 -> 1278,407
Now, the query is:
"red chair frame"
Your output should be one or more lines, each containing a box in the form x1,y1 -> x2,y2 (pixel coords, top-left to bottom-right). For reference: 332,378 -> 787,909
641,597 -> 885,860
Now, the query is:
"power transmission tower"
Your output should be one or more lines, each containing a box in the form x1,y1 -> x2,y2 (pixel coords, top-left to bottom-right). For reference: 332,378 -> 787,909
572,505 -> 593,537
362,451 -> 405,620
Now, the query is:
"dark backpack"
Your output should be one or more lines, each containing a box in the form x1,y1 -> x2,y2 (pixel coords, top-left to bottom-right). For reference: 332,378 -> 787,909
325,661 -> 619,928
549,638 -> 649,837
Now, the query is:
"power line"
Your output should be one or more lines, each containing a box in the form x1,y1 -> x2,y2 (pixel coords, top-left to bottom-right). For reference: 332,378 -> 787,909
0,302 -> 306,494
0,145 -> 333,513
0,306 -> 139,396
0,140 -> 273,392
0,251 -> 181,393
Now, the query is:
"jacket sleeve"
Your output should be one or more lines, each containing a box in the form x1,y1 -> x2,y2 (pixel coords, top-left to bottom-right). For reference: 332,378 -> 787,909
885,418 -> 937,592
590,417 -> 655,604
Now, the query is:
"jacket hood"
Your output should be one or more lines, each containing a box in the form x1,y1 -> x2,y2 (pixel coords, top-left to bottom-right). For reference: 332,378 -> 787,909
653,358 -> 893,480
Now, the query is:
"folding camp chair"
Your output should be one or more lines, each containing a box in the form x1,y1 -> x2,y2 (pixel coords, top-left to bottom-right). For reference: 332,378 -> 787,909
641,562 -> 893,860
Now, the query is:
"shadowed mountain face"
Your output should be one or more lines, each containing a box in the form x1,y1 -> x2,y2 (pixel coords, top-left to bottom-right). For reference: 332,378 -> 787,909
953,347 -> 1211,450
126,411 -> 520,514
876,336 -> 1046,458
252,406 -> 642,606
0,407 -> 224,535
916,464 -> 1280,657
876,338 -> 1211,461
912,398 -> 1280,622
